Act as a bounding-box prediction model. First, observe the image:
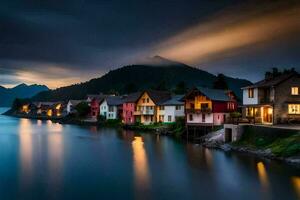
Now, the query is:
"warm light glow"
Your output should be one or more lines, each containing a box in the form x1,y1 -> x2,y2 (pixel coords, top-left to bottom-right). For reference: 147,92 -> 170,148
56,104 -> 61,110
47,109 -> 53,117
132,136 -> 149,191
257,162 -> 269,189
19,119 -> 33,186
21,105 -> 30,113
292,177 -> 300,199
268,108 -> 273,115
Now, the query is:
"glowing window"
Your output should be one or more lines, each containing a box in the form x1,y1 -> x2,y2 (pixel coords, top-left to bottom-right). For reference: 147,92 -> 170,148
288,104 -> 300,114
291,87 -> 299,95
248,88 -> 254,98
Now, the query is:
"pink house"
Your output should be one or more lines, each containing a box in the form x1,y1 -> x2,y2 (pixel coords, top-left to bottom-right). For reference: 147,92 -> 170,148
122,92 -> 142,125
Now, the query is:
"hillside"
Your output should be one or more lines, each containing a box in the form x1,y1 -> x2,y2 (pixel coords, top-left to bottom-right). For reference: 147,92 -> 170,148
0,84 -> 49,107
32,57 -> 252,102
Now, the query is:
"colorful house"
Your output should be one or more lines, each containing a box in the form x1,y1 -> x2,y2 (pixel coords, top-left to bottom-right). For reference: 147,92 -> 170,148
134,90 -> 171,124
122,92 -> 142,125
183,87 -> 237,126
157,95 -> 185,123
86,94 -> 106,120
99,96 -> 124,120
242,71 -> 300,124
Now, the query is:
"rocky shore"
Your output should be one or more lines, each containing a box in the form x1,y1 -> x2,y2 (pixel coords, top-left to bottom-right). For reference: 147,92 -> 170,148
202,140 -> 300,167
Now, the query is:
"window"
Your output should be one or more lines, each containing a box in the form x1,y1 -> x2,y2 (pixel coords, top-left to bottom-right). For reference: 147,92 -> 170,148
142,98 -> 145,103
291,87 -> 299,95
201,103 -> 209,109
109,106 -> 114,112
176,105 -> 181,110
159,106 -> 165,110
248,88 -> 254,98
202,114 -> 206,122
146,98 -> 150,103
159,115 -> 164,122
189,114 -> 193,121
168,115 -> 172,122
288,104 -> 300,114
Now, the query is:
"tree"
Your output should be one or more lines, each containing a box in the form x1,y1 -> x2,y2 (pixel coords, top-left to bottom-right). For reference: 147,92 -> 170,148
123,82 -> 137,94
153,80 -> 168,91
174,81 -> 187,94
213,74 -> 228,90
75,102 -> 90,118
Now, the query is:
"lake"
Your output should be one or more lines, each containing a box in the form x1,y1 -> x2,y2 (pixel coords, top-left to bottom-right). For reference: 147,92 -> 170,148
0,108 -> 299,200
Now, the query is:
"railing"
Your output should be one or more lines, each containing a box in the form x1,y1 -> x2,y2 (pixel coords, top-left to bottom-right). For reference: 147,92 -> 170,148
134,109 -> 154,115
186,108 -> 212,113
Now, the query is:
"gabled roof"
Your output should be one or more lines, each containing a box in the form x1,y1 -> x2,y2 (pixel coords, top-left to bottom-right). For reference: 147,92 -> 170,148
161,95 -> 184,106
68,100 -> 84,106
123,92 -> 143,103
141,90 -> 171,105
241,72 -> 297,89
196,87 -> 231,101
104,96 -> 124,106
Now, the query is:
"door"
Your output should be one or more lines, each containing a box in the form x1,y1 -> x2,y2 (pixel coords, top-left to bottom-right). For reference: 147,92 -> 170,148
262,107 -> 273,123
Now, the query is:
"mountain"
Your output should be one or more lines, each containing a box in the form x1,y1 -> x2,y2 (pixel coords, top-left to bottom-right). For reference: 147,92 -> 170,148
0,84 -> 49,107
32,56 -> 252,102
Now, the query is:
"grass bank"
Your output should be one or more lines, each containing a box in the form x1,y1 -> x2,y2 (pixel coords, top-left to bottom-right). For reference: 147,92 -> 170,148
233,126 -> 300,157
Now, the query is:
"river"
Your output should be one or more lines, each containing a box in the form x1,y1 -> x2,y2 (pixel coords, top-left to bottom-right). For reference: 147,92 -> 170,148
0,108 -> 299,200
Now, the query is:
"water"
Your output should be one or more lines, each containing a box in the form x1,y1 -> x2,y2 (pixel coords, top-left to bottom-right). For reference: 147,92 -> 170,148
0,107 -> 299,200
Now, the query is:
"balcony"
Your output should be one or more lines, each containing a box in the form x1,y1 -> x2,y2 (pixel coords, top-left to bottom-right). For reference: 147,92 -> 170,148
134,109 -> 154,115
186,108 -> 212,113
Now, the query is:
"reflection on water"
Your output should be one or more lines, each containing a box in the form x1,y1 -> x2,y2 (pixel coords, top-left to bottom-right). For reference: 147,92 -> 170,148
132,136 -> 150,193
19,119 -> 33,188
292,177 -> 300,199
257,162 -> 269,188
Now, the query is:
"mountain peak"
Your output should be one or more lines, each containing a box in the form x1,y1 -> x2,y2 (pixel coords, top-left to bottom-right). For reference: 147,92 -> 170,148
136,55 -> 188,67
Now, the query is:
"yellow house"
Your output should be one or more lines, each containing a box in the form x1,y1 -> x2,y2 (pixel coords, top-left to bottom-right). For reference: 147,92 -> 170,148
134,90 -> 171,124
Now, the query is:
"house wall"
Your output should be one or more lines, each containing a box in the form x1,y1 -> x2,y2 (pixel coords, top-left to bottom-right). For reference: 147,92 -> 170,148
67,101 -> 72,114
100,100 -> 108,117
213,101 -> 237,113
186,113 -> 213,124
123,103 -> 136,124
213,113 -> 228,125
274,75 -> 300,123
243,88 -> 258,105
107,106 -> 118,119
90,99 -> 100,119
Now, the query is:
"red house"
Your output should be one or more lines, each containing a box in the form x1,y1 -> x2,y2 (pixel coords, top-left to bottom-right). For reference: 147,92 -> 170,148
122,92 -> 142,125
183,87 -> 237,126
86,94 -> 106,120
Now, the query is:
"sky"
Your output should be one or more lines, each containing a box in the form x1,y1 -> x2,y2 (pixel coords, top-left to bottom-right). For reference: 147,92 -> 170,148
0,0 -> 300,89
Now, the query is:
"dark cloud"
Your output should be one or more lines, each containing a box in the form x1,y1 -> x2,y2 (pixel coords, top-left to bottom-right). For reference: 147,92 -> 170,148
0,0 -> 299,88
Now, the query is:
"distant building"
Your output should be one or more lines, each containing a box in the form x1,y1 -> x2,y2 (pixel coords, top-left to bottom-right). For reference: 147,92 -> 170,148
122,92 -> 142,125
99,96 -> 124,120
134,90 -> 171,124
67,100 -> 85,114
183,87 -> 237,127
158,95 -> 185,123
86,94 -> 106,120
242,72 -> 300,124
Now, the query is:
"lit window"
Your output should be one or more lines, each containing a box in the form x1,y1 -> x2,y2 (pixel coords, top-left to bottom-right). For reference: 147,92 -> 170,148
291,87 -> 299,95
248,88 -> 254,98
288,104 -> 300,114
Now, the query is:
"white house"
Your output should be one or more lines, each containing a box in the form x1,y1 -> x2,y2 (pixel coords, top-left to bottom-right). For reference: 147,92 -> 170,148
67,100 -> 84,114
100,96 -> 124,120
157,95 -> 185,123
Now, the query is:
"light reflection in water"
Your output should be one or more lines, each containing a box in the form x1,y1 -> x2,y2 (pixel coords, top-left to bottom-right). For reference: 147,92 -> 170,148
292,176 -> 300,199
257,162 -> 269,190
132,136 -> 150,192
47,122 -> 64,193
19,119 -> 33,187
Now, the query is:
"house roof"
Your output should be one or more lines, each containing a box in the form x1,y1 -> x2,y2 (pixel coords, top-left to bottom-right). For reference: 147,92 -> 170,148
241,72 -> 297,89
68,100 -> 84,106
196,87 -> 231,101
87,94 -> 107,101
123,92 -> 143,103
105,96 -> 124,106
161,95 -> 184,106
142,90 -> 171,105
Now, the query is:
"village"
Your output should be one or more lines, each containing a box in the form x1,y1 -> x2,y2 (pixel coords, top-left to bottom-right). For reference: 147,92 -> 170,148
10,70 -> 300,143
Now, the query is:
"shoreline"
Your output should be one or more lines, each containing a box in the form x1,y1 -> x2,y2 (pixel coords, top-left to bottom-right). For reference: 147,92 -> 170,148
3,111 -> 300,167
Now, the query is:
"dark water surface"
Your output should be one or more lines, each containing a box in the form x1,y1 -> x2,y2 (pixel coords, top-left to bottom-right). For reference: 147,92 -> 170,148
0,108 -> 299,200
